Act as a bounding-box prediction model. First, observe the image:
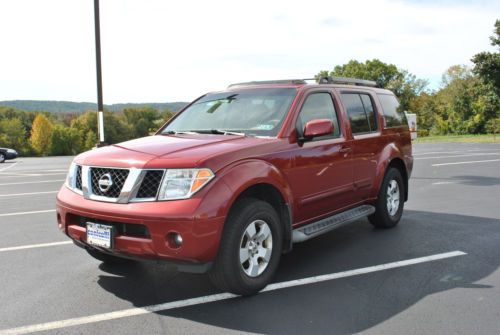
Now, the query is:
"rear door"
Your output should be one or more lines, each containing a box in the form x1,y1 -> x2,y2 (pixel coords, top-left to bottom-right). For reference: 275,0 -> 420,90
340,91 -> 381,201
285,90 -> 354,224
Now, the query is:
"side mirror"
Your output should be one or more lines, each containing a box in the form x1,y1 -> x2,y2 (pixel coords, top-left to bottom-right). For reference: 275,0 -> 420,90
302,119 -> 334,140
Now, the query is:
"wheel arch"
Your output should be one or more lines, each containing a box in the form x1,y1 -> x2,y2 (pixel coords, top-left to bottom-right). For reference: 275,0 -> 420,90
218,160 -> 294,253
386,157 -> 409,201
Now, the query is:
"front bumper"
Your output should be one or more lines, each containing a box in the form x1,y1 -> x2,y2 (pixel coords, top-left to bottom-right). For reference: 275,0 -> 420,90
56,186 -> 226,272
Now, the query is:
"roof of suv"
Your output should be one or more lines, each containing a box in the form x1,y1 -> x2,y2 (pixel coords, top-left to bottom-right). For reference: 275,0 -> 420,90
226,77 -> 395,95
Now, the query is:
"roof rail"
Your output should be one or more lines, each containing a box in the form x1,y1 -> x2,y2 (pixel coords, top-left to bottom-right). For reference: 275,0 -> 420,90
318,76 -> 378,87
228,79 -> 312,88
227,77 -> 378,88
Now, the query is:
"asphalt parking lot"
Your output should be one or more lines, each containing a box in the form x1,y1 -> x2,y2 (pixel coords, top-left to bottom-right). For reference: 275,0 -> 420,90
0,142 -> 499,335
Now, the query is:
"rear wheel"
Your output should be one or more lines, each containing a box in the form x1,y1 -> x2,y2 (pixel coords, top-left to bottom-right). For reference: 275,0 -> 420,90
86,248 -> 132,265
368,167 -> 405,228
209,198 -> 282,296
0,153 -> 5,163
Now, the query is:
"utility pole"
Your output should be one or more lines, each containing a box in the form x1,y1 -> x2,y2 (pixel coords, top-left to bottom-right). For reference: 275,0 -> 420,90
94,0 -> 105,147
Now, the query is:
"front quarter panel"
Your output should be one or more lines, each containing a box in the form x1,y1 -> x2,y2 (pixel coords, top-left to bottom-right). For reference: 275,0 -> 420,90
216,159 -> 294,214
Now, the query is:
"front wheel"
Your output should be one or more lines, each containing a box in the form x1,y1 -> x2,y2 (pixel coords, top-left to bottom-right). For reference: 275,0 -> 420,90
0,153 -> 5,163
368,167 -> 405,228
209,198 -> 282,296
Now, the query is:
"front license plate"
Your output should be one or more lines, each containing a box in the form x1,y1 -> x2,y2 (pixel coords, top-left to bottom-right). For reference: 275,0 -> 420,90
86,223 -> 112,249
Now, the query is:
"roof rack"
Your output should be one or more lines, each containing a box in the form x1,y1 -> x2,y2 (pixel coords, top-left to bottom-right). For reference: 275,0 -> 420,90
318,76 -> 378,87
227,76 -> 378,89
228,79 -> 310,88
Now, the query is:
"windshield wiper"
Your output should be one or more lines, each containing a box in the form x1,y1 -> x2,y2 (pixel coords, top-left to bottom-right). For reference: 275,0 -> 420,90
199,129 -> 246,136
163,130 -> 200,135
164,129 -> 245,136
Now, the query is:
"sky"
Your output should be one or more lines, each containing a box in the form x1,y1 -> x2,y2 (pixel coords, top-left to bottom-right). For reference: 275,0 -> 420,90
0,0 -> 498,103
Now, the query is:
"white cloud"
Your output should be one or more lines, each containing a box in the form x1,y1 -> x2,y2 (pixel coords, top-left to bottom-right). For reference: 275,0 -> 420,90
0,0 -> 498,102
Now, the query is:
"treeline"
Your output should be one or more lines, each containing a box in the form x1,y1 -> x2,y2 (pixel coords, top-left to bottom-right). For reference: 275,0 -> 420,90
317,20 -> 499,136
0,107 -> 175,156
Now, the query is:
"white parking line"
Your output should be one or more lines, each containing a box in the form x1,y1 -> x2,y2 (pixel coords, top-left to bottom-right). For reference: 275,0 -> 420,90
0,172 -> 67,178
432,181 -> 457,185
0,250 -> 466,335
432,159 -> 500,167
0,180 -> 64,186
0,241 -> 72,252
0,191 -> 58,197
0,162 -> 18,172
413,151 -> 461,156
415,153 -> 500,160
0,209 -> 56,217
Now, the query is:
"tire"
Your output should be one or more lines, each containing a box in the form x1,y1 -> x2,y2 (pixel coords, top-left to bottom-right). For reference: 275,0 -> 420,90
86,248 -> 132,265
0,153 -> 5,163
209,198 -> 283,296
368,167 -> 405,228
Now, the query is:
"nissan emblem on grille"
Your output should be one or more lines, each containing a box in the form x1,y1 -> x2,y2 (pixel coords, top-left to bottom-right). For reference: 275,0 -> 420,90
98,173 -> 113,193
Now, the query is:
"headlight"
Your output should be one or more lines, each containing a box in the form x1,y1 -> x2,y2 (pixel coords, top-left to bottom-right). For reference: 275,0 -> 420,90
157,168 -> 214,200
65,162 -> 77,189
7,149 -> 16,154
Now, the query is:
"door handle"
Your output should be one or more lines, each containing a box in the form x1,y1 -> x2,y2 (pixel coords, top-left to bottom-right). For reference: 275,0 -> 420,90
339,147 -> 351,153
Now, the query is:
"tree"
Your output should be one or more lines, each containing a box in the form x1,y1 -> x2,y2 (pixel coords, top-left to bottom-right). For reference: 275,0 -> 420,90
30,114 -> 53,155
430,65 -> 499,135
71,111 -> 132,145
0,118 -> 28,152
50,125 -> 83,155
122,107 -> 160,138
472,20 -> 500,95
317,59 -> 427,111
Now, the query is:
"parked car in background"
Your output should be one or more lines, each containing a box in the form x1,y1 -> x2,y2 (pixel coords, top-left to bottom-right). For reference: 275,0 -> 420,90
0,148 -> 18,163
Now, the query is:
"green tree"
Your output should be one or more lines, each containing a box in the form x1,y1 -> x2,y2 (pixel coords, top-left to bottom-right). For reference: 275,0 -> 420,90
0,118 -> 28,153
30,114 -> 53,155
317,59 -> 427,111
472,20 -> 500,95
84,130 -> 97,151
50,125 -> 83,155
122,107 -> 160,138
71,111 -> 132,145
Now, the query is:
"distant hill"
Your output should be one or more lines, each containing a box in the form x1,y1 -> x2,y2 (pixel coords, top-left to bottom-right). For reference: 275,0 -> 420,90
0,100 -> 188,113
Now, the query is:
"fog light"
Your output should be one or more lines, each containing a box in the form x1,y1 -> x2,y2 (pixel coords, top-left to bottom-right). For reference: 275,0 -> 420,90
167,232 -> 183,248
173,233 -> 183,246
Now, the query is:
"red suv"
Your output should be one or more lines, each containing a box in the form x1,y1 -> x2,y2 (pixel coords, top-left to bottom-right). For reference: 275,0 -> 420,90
57,77 -> 413,295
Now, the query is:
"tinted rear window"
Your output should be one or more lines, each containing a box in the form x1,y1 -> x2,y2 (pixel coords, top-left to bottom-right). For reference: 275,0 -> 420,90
377,94 -> 407,128
341,93 -> 378,134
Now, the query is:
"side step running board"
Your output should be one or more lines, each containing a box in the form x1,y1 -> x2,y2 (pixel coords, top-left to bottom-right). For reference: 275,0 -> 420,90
292,205 -> 375,243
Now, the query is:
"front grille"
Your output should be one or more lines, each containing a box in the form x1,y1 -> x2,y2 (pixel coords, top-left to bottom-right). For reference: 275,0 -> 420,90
136,170 -> 164,198
75,165 -> 82,190
90,167 -> 129,198
75,215 -> 150,238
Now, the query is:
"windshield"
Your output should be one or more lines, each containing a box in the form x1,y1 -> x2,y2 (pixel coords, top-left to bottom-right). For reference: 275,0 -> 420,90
163,88 -> 297,137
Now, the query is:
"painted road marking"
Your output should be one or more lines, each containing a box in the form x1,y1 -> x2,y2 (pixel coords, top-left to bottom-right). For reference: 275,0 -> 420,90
432,159 -> 500,167
413,151 -> 461,156
0,172 -> 67,178
0,180 -> 64,186
0,162 -> 18,172
0,241 -> 72,252
0,209 -> 56,217
0,191 -> 58,197
0,251 -> 466,335
415,153 -> 500,160
432,181 -> 457,185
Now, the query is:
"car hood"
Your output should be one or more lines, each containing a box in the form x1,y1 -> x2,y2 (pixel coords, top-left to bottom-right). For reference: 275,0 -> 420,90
76,134 -> 284,171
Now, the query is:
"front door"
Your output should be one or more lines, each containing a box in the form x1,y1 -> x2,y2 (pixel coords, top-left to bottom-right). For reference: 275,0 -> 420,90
284,91 -> 354,225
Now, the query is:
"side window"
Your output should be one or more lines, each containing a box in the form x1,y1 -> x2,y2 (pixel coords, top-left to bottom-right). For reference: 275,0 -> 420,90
377,94 -> 408,128
297,92 -> 341,139
360,94 -> 377,131
341,93 -> 377,134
